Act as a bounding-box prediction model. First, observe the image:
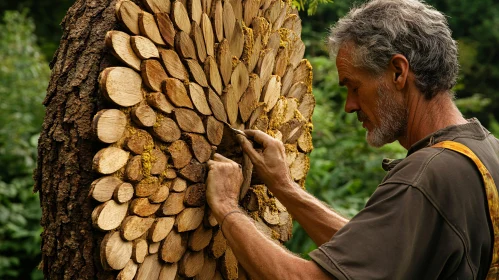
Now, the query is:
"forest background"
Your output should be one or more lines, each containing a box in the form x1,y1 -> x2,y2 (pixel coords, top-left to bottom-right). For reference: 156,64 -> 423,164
0,0 -> 498,278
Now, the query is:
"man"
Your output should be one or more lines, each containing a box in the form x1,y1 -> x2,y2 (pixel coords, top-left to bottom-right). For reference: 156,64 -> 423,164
206,0 -> 499,279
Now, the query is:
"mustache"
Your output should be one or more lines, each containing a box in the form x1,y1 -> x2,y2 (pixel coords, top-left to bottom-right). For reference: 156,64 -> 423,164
357,111 -> 369,122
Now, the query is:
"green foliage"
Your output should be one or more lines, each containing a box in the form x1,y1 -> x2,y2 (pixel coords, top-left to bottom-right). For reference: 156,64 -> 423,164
0,10 -> 48,280
292,0 -> 334,15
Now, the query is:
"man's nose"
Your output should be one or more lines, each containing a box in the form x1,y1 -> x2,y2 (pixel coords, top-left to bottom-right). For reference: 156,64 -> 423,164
344,93 -> 360,113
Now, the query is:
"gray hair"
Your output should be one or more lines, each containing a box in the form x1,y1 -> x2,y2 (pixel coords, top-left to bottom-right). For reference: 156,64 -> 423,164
328,0 -> 459,99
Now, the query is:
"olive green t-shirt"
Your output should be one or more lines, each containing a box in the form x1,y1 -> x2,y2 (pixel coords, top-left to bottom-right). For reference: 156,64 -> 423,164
309,119 -> 498,279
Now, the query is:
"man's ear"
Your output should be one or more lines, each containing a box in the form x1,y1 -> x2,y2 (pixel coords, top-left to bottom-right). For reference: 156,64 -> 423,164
389,54 -> 409,90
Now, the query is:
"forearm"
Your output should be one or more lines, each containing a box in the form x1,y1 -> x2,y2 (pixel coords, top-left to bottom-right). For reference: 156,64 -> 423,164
273,181 -> 349,246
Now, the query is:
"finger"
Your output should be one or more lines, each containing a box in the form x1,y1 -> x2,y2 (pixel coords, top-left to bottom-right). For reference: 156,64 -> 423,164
243,130 -> 274,147
239,135 -> 262,164
212,153 -> 234,163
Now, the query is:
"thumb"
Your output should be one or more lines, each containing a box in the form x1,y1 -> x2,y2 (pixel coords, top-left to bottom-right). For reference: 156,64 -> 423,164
238,135 -> 262,164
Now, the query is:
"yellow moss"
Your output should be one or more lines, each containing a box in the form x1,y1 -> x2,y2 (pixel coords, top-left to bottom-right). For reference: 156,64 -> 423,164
249,211 -> 259,220
285,143 -> 298,153
242,25 -> 254,63
278,28 -> 291,48
271,229 -> 280,240
305,60 -> 314,93
154,113 -> 165,128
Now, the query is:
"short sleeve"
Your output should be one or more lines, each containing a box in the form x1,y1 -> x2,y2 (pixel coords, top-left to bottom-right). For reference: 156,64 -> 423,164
309,183 -> 463,280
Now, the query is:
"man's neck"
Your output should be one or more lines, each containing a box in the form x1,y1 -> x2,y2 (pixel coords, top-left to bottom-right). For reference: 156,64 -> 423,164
398,92 -> 467,150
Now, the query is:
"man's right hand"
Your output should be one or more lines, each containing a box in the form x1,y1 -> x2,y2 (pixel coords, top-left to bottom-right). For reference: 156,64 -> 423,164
237,130 -> 295,194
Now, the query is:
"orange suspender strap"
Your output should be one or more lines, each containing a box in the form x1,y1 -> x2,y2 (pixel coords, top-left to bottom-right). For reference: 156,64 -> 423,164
432,141 -> 499,279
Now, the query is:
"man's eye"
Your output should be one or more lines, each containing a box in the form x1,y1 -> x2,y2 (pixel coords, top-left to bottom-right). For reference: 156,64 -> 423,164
353,88 -> 358,93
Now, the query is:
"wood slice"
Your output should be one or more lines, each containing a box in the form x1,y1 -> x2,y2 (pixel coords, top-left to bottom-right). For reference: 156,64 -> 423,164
131,35 -> 159,59
266,31 -> 280,57
221,247 -> 238,280
149,242 -> 161,254
100,67 -> 143,107
285,144 -> 298,167
287,81 -> 307,102
298,93 -> 315,121
117,260 -> 138,280
125,155 -> 144,182
159,262 -> 178,279
273,2 -> 288,31
179,160 -> 206,182
239,74 -> 261,122
143,0 -> 171,13
118,1 -> 142,35
243,0 -> 259,26
274,46 -> 288,77
114,182 -> 135,204
169,140 -> 193,169
240,153 -> 253,200
132,103 -> 157,127
122,216 -> 156,241
202,0 -> 212,14
248,102 -> 265,129
281,64 -> 294,96
166,168 -> 178,179
101,231 -> 133,270
93,147 -> 130,175
222,1 -> 236,40
174,108 -> 206,133
191,22 -> 207,63
222,85 -> 238,126
188,224 -> 212,251
160,49 -> 189,81
290,40 -> 305,69
208,228 -> 226,258
251,17 -> 270,46
204,208 -> 218,227
179,250 -> 204,277
171,177 -> 188,192
189,82 -> 212,115
290,152 -> 309,181
126,129 -> 154,155
283,98 -> 298,123
149,182 -> 171,203
150,148 -> 168,175
212,0 -> 223,42
141,59 -> 168,92
105,30 -> 141,71
256,48 -> 275,86
139,11 -> 166,45
205,116 -> 224,145
92,200 -> 129,231
136,177 -> 160,197
240,23 -> 254,64
184,183 -> 206,207
293,59 -> 313,90
136,254 -> 162,280
247,34 -> 261,73
130,198 -> 162,217
201,14 -> 214,57
132,239 -> 149,263
297,125 -> 313,153
280,119 -> 304,144
204,56 -> 223,95
163,78 -> 194,108
150,217 -> 175,242
147,92 -> 174,114
269,98 -> 286,129
172,1 -> 192,33
184,133 -> 212,163
156,13 -> 176,47
153,116 -> 182,142
175,31 -> 197,59
189,0 -> 203,23
231,61 -> 249,102
216,39 -> 232,86
160,192 -> 186,215
229,0 -> 242,20
186,60 -> 209,88
264,0 -> 281,25
90,175 -> 123,202
230,20 -> 244,59
93,109 -> 127,144
261,75 -> 281,112
263,206 -> 279,225
193,254 -> 216,280
161,230 -> 187,263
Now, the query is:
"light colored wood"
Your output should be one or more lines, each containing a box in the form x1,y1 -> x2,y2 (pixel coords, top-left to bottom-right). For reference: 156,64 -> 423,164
184,183 -> 206,207
90,176 -> 123,202
165,168 -> 178,179
132,103 -> 157,127
208,228 -> 226,258
239,74 -> 261,122
269,98 -> 286,129
152,116 -> 181,142
130,197 -> 162,217
179,250 -> 204,277
247,34 -> 261,73
135,176 -> 160,197
149,242 -> 161,254
280,64 -> 294,96
230,20 -> 244,59
222,85 -> 238,126
221,247 -> 238,280
174,108 -> 206,133
159,262 -> 178,280
132,239 -> 148,263
121,216 -> 156,241
212,0 -> 223,42
125,155 -> 144,182
297,124 -> 313,153
248,102 -> 265,129
290,152 -> 309,181
131,35 -> 159,59
105,30 -> 141,71
136,254 -> 162,280
147,91 -> 174,114
243,0 -> 259,26
193,254 -> 216,280
202,0 -> 212,14
172,1 -> 192,33
264,0 -> 281,25
191,22 -> 207,62
231,61 -> 249,103
92,200 -> 129,230
216,39 -> 232,86
298,93 -> 315,121
188,223 -> 212,251
285,143 -> 298,167
222,1 -> 236,40
156,13 -> 176,47
184,133 -> 212,163
290,41 -> 305,70
261,75 -> 281,112
117,259 -> 138,280
150,217 -> 175,242
189,82 -> 212,115
263,205 -> 279,225
266,31 -> 280,57
118,1 -> 142,35
161,230 -> 187,263
143,0 -> 171,13
150,148 -> 168,175
126,129 -> 153,155
201,14 -> 214,57
274,46 -> 288,77
160,192 -> 186,215
204,57 -> 223,95
160,49 -> 189,81
251,17 -> 270,46
175,31 -> 197,59
93,109 -> 127,144
179,160 -> 206,182
287,81 -> 307,102
163,78 -> 194,108
114,182 -> 134,203
240,153 -> 253,200
93,147 -> 129,175
230,0 -> 243,20
149,182 -> 171,203
99,67 -> 143,107
293,59 -> 313,90
171,177 -> 188,192
169,140 -> 193,169
205,116 -> 224,145
280,118 -> 304,144
273,1 -> 288,31
204,208 -> 218,227
189,0 -> 203,23
141,59 -> 168,92
139,11 -> 166,45
101,231 -> 133,270
256,48 -> 275,86
283,98 -> 298,123
186,61 -> 209,88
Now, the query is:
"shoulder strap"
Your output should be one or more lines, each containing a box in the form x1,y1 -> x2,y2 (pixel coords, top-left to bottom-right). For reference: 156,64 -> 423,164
432,140 -> 499,279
